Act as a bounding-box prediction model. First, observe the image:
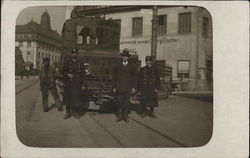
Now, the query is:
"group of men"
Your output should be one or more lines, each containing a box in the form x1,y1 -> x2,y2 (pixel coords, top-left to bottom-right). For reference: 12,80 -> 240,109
39,48 -> 160,121
113,50 -> 160,122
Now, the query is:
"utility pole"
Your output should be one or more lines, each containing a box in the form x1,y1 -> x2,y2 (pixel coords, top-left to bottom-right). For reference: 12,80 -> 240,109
195,7 -> 200,90
151,6 -> 158,61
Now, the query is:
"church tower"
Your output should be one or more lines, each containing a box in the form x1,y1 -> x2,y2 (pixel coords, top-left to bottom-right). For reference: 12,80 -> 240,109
40,10 -> 51,29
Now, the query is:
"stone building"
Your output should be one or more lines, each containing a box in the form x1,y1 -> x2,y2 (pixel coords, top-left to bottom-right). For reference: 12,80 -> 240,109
15,11 -> 62,70
71,6 -> 213,90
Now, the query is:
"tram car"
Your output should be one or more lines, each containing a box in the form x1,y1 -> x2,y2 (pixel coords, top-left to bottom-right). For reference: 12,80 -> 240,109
61,16 -> 172,107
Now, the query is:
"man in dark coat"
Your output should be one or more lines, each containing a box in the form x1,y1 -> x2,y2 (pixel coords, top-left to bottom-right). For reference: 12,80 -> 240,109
62,48 -> 86,119
39,58 -> 62,112
138,56 -> 160,118
112,50 -> 137,122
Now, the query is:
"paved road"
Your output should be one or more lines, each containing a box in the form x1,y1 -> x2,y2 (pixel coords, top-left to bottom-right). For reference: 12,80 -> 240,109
16,78 -> 213,148
173,93 -> 213,103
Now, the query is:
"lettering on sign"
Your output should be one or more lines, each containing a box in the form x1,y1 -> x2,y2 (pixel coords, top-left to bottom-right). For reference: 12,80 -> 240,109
120,37 -> 179,45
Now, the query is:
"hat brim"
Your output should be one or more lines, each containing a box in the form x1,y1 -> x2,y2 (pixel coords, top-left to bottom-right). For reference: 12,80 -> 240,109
121,54 -> 130,57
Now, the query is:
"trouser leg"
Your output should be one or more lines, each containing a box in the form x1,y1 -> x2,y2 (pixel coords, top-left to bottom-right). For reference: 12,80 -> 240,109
141,106 -> 146,114
41,86 -> 49,112
50,87 -> 62,110
66,104 -> 71,114
116,93 -> 124,122
150,106 -> 154,113
123,93 -> 130,121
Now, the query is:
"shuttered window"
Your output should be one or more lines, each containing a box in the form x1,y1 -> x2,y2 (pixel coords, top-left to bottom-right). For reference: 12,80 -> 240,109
157,15 -> 167,35
132,17 -> 143,37
177,60 -> 190,79
178,12 -> 192,34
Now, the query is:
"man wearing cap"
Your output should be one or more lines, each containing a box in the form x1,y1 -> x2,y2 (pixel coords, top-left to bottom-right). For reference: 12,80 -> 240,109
39,58 -> 62,112
138,56 -> 160,118
61,48 -> 86,119
112,50 -> 137,122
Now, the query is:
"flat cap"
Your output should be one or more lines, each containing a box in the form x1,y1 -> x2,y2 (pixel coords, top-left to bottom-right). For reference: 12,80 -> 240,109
145,56 -> 153,61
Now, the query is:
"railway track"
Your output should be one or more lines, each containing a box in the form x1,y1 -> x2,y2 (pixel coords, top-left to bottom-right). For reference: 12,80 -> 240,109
16,79 -> 39,95
15,78 -> 189,147
87,114 -> 125,147
86,112 -> 188,147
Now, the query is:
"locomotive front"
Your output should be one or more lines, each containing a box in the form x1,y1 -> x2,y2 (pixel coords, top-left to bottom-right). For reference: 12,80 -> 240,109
61,16 -> 138,106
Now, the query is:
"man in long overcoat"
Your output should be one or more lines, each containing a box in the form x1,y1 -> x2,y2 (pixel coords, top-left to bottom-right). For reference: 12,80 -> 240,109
61,48 -> 86,119
138,56 -> 160,118
39,58 -> 62,112
112,50 -> 137,122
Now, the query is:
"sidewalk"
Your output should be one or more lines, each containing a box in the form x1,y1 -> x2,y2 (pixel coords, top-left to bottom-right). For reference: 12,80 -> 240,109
172,90 -> 213,94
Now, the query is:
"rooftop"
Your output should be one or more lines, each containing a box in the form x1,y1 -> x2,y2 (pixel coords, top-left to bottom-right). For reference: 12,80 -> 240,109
16,20 -> 62,41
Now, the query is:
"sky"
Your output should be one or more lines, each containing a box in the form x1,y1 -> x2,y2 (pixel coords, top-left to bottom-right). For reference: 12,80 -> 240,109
16,6 -> 68,35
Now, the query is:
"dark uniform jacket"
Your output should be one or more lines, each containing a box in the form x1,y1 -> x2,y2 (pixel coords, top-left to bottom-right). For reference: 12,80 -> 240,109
39,65 -> 50,86
138,65 -> 160,107
61,56 -> 86,108
112,61 -> 137,93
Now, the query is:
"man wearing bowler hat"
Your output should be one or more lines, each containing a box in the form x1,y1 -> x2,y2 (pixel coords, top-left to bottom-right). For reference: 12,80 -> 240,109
62,48 -> 86,119
112,50 -> 137,122
138,56 -> 160,118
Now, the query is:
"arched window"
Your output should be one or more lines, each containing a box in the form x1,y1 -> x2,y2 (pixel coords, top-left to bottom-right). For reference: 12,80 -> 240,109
77,26 -> 90,44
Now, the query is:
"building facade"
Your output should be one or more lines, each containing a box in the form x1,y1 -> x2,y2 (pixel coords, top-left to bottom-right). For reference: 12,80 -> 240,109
72,6 -> 213,90
15,11 -> 62,70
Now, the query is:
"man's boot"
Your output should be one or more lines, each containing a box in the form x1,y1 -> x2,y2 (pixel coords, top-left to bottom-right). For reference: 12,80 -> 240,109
140,106 -> 147,118
56,99 -> 63,111
149,107 -> 157,118
116,108 -> 123,122
124,109 -> 129,122
72,109 -> 81,119
63,106 -> 71,119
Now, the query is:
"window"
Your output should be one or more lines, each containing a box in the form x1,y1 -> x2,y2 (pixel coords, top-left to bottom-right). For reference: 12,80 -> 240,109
96,27 -> 110,45
27,41 -> 31,47
28,34 -> 32,38
202,17 -> 209,37
132,17 -> 143,37
19,41 -> 23,46
157,15 -> 167,35
177,60 -> 190,79
27,51 -> 31,56
77,26 -> 90,44
24,34 -> 28,38
178,12 -> 192,33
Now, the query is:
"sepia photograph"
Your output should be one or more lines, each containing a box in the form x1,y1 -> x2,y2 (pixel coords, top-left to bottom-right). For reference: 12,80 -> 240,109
1,1 -> 249,158
14,5 -> 213,148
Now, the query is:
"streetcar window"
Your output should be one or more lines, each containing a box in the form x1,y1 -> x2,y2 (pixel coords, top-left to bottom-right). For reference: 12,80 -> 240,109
77,25 -> 90,45
96,27 -> 110,45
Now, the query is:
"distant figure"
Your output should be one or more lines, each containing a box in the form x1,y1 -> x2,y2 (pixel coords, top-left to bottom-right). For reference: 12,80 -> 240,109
112,50 -> 137,122
61,48 -> 86,119
25,69 -> 29,79
39,58 -> 62,112
138,56 -> 160,118
20,69 -> 24,80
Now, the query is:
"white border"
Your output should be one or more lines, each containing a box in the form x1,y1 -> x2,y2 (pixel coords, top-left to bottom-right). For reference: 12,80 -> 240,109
1,1 -> 249,158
